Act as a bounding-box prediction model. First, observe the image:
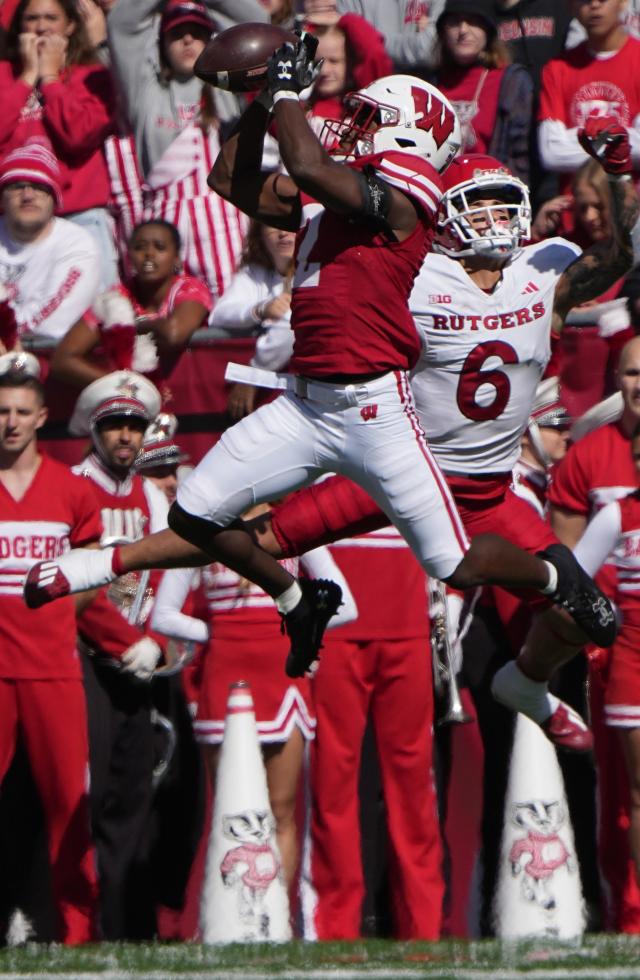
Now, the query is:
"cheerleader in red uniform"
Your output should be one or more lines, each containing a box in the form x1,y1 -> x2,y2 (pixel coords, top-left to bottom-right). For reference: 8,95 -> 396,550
151,505 -> 356,886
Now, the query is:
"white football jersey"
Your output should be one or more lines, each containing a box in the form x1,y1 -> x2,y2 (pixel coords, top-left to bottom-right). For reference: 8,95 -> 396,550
409,238 -> 581,475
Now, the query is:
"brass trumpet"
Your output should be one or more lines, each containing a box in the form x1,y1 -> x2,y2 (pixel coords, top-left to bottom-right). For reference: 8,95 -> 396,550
429,579 -> 472,726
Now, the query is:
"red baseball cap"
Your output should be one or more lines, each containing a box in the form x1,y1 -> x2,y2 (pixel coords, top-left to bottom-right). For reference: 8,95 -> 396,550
160,0 -> 214,34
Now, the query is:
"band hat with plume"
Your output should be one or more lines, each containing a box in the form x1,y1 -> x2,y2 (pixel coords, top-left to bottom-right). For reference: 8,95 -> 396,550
136,413 -> 190,471
0,351 -> 41,379
0,138 -> 63,211
69,372 -> 162,437
529,376 -> 572,429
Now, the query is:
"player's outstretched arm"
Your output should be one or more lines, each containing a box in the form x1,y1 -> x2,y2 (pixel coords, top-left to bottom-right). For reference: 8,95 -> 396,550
267,38 -> 418,238
208,99 -> 301,230
552,117 -> 640,331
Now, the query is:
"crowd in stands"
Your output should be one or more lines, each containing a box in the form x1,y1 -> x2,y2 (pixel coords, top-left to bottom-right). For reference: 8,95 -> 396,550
3,0 -> 640,946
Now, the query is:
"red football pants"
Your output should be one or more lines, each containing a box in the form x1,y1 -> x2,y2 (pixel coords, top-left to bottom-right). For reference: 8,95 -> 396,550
0,679 -> 98,943
305,636 -> 443,940
589,663 -> 640,932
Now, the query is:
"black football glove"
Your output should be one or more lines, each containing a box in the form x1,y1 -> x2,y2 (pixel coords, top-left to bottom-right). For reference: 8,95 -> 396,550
266,31 -> 322,97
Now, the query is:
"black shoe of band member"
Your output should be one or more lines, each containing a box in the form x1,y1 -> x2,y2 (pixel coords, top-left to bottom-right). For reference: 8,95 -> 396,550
537,543 -> 618,648
282,579 -> 343,678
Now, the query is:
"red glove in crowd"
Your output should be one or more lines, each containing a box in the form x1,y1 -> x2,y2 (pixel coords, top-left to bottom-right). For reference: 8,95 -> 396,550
578,114 -> 632,175
0,300 -> 18,351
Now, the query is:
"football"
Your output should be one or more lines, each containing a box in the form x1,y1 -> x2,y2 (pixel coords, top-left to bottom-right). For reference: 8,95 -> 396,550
194,22 -> 298,92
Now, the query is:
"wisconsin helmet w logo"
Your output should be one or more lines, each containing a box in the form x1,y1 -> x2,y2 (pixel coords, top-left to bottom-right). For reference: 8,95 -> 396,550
411,85 -> 456,148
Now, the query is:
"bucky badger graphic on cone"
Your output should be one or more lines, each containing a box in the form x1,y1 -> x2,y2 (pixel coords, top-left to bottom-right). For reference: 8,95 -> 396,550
200,682 -> 291,943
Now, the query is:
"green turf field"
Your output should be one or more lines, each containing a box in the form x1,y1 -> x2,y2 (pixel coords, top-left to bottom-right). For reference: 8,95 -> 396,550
1,936 -> 640,979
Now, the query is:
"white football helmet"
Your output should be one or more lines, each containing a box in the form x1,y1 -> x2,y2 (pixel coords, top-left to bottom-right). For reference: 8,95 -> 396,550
321,75 -> 462,173
434,154 -> 531,260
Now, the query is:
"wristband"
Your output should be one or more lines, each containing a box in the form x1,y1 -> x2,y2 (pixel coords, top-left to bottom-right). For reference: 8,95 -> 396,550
254,89 -> 274,114
607,173 -> 633,183
273,91 -> 300,105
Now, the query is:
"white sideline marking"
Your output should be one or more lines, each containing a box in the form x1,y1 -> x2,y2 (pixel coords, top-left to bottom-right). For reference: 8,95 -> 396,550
2,970 -> 640,980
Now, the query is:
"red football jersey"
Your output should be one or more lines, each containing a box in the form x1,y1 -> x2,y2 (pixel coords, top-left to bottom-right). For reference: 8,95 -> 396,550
0,455 -> 101,679
289,151 -> 443,378
325,528 -> 429,641
548,421 -> 637,517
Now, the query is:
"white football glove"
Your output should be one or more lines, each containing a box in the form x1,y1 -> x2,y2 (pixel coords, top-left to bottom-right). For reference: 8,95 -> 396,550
93,289 -> 136,329
121,637 -> 162,681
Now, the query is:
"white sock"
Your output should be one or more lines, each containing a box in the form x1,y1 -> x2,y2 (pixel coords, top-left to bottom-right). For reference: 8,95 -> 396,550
540,560 -> 558,596
275,580 -> 302,615
492,660 -> 560,723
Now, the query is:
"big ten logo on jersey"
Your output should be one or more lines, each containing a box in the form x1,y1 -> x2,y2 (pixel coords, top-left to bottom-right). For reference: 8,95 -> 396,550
431,302 -> 545,332
100,507 -> 147,546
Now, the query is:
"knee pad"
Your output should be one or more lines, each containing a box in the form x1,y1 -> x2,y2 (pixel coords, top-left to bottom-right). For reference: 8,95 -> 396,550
168,501 -> 225,550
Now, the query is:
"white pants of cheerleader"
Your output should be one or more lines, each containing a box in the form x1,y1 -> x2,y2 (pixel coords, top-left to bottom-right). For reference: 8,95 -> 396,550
178,370 -> 469,581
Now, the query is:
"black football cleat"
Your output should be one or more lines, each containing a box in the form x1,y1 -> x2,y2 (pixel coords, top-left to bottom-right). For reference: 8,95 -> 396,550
282,578 -> 343,678
538,543 -> 617,647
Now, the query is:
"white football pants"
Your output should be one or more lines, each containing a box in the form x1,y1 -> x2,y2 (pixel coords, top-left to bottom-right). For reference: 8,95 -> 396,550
178,370 -> 469,581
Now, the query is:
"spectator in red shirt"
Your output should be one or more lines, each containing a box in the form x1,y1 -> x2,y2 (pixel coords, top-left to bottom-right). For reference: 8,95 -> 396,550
0,0 -> 118,286
303,12 -> 393,141
538,0 -> 640,194
532,159 -> 635,418
49,219 -> 212,400
430,0 -> 534,183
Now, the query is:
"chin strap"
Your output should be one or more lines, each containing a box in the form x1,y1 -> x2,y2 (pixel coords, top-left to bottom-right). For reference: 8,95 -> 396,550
527,420 -> 552,470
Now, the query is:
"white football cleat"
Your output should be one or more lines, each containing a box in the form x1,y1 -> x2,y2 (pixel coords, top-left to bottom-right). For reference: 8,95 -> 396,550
24,547 -> 116,608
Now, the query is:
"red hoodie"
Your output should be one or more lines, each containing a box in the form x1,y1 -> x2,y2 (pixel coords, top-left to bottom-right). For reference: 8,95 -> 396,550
0,60 -> 116,214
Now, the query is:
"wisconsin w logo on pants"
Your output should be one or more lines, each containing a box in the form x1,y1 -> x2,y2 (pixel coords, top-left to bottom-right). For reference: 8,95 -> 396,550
360,405 -> 378,421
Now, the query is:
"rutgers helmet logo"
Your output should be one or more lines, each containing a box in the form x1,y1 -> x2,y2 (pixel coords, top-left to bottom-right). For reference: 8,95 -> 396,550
411,85 -> 457,148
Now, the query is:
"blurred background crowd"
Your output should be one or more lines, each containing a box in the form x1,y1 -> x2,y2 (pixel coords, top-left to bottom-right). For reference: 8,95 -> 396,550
2,0 -> 640,947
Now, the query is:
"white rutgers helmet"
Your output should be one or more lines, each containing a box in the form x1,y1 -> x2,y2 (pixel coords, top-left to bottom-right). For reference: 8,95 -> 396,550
321,75 -> 462,173
434,153 -> 531,260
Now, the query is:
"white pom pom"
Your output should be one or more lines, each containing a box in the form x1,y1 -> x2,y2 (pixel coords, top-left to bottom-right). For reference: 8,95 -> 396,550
93,289 -> 136,329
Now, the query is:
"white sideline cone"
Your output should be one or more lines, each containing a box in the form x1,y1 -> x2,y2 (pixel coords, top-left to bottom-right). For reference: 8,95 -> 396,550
493,714 -> 585,940
200,680 -> 292,944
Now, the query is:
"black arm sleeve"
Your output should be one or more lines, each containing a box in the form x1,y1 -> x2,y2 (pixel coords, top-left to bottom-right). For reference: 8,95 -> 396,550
350,166 -> 394,230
